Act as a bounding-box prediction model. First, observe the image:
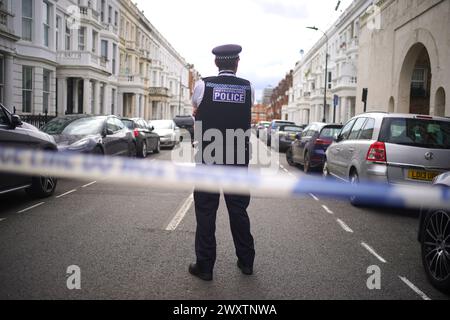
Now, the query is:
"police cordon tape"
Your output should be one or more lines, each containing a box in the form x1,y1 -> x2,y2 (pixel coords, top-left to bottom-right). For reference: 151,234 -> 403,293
0,145 -> 449,209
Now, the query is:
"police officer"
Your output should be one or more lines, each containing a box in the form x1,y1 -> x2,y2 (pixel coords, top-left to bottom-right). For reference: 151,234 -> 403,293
189,44 -> 255,281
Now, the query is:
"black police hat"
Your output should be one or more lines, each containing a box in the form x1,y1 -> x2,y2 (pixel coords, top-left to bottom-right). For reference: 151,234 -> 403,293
212,44 -> 242,60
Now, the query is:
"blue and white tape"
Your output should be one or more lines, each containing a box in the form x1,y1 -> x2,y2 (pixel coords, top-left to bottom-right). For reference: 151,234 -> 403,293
0,146 -> 449,209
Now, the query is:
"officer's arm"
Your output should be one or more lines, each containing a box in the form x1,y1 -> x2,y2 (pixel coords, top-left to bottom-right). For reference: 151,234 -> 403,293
192,80 -> 205,118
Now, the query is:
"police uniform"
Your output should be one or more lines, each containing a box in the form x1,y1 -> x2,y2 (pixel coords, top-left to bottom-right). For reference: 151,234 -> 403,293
189,45 -> 255,281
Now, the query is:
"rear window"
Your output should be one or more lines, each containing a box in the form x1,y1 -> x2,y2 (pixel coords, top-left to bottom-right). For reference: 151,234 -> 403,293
281,126 -> 302,132
379,118 -> 450,149
121,119 -> 134,130
320,126 -> 342,139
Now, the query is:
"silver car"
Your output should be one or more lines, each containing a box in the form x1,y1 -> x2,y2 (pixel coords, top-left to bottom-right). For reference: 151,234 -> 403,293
325,112 -> 450,203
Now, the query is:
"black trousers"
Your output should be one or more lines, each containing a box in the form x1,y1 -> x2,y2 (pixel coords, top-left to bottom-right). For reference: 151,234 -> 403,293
193,190 -> 255,273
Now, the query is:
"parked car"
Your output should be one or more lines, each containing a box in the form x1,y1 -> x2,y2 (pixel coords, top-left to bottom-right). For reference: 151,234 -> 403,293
255,121 -> 270,139
173,115 -> 194,140
324,113 -> 450,205
121,118 -> 160,158
0,104 -> 58,198
42,115 -> 137,156
271,124 -> 304,153
418,172 -> 450,294
286,123 -> 343,173
149,120 -> 181,149
264,120 -> 296,146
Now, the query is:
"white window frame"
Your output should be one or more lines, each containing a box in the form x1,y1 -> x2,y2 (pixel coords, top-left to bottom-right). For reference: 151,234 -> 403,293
78,27 -> 86,51
43,1 -> 51,47
22,0 -> 33,41
43,69 -> 51,113
22,66 -> 33,113
56,15 -> 61,50
65,19 -> 71,50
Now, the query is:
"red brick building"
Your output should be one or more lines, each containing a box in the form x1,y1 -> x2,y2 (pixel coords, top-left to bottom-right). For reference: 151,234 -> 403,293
267,70 -> 293,121
251,104 -> 267,124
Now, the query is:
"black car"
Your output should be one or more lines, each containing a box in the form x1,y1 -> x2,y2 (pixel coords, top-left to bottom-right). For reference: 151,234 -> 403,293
121,118 -> 160,158
0,104 -> 58,198
42,115 -> 136,156
271,124 -> 304,153
287,123 -> 343,173
173,115 -> 194,140
418,172 -> 450,294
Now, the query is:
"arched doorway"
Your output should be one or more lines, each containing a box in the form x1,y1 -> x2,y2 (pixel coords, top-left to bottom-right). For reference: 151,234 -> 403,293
388,97 -> 395,113
398,43 -> 432,115
435,87 -> 446,117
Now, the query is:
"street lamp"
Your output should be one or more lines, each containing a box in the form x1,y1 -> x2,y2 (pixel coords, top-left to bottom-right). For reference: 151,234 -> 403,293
307,26 -> 329,123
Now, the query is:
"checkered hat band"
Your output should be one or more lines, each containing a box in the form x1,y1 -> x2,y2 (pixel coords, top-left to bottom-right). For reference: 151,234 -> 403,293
215,55 -> 239,60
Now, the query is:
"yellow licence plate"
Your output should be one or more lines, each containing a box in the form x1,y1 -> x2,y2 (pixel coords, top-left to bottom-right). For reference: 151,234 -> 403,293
407,170 -> 440,182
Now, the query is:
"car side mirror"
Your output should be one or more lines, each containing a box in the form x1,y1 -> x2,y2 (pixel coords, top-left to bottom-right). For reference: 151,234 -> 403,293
11,114 -> 22,128
333,134 -> 340,142
149,125 -> 154,131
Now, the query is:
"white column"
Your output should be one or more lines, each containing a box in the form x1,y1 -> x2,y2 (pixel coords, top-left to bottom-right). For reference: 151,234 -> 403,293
93,81 -> 100,115
57,77 -> 68,115
340,97 -> 347,124
104,84 -> 111,115
83,79 -> 91,114
117,92 -> 123,117
134,94 -> 140,118
3,55 -> 14,110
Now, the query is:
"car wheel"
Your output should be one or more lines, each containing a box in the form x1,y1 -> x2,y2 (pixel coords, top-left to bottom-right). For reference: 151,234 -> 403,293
304,152 -> 311,174
421,209 -> 450,294
349,170 -> 361,206
286,148 -> 295,167
140,141 -> 147,158
25,176 -> 57,198
154,139 -> 160,154
323,160 -> 330,178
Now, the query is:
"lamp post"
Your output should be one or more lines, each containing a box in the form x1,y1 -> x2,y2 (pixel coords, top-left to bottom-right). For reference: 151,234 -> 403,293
307,26 -> 329,123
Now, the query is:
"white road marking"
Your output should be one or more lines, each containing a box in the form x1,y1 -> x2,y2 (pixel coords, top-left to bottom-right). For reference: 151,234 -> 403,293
18,202 -> 45,214
321,205 -> 334,215
0,218 -> 6,222
81,181 -> 97,188
309,193 -> 319,201
399,276 -> 431,300
165,194 -> 194,231
56,189 -> 77,198
282,168 -> 289,173
361,242 -> 387,263
336,218 -> 353,233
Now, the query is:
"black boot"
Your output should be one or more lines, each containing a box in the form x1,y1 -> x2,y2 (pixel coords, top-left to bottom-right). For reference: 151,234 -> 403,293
189,263 -> 213,281
237,260 -> 253,275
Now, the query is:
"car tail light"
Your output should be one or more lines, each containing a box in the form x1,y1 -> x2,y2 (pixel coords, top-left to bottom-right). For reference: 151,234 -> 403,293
133,129 -> 139,138
366,141 -> 386,163
315,138 -> 330,145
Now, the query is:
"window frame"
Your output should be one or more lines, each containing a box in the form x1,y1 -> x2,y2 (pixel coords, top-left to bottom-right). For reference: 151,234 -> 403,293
22,0 -> 33,41
43,69 -> 51,113
22,66 -> 33,113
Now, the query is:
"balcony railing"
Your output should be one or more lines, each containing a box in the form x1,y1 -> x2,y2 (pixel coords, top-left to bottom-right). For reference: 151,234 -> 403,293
79,6 -> 99,23
56,51 -> 108,71
148,87 -> 170,97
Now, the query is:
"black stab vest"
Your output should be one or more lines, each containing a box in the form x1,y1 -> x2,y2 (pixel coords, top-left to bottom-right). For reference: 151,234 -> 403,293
195,75 -> 252,166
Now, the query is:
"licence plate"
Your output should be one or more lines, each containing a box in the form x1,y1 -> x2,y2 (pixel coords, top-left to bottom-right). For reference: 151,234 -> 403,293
407,170 -> 440,182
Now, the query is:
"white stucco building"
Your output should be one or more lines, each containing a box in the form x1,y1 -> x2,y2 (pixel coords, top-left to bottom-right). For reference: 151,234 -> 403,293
0,0 -> 193,119
286,0 -> 373,125
356,0 -> 449,117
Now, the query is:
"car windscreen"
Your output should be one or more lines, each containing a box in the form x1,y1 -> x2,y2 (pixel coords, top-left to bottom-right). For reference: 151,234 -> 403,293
273,122 -> 294,128
42,117 -> 88,135
280,126 -> 302,132
320,126 -> 343,139
151,121 -> 173,129
121,119 -> 135,130
57,117 -> 105,135
379,118 -> 450,149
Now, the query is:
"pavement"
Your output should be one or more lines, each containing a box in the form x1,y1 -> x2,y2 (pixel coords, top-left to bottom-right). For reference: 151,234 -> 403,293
0,135 -> 449,300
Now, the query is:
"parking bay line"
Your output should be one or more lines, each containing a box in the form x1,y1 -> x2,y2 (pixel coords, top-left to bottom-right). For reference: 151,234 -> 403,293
165,193 -> 194,231
321,205 -> 334,215
361,242 -> 387,264
336,218 -> 354,233
309,193 -> 319,201
17,202 -> 45,214
56,189 -> 77,199
399,276 -> 431,300
81,181 -> 97,188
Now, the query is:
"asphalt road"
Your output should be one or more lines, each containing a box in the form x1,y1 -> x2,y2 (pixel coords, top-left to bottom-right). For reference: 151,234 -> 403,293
0,135 -> 449,300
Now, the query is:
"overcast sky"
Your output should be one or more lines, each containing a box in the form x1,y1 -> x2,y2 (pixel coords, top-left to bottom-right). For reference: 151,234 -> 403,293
134,0 -> 353,101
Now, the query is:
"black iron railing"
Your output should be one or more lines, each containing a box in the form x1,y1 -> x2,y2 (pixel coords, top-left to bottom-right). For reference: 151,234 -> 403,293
13,107 -> 56,129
